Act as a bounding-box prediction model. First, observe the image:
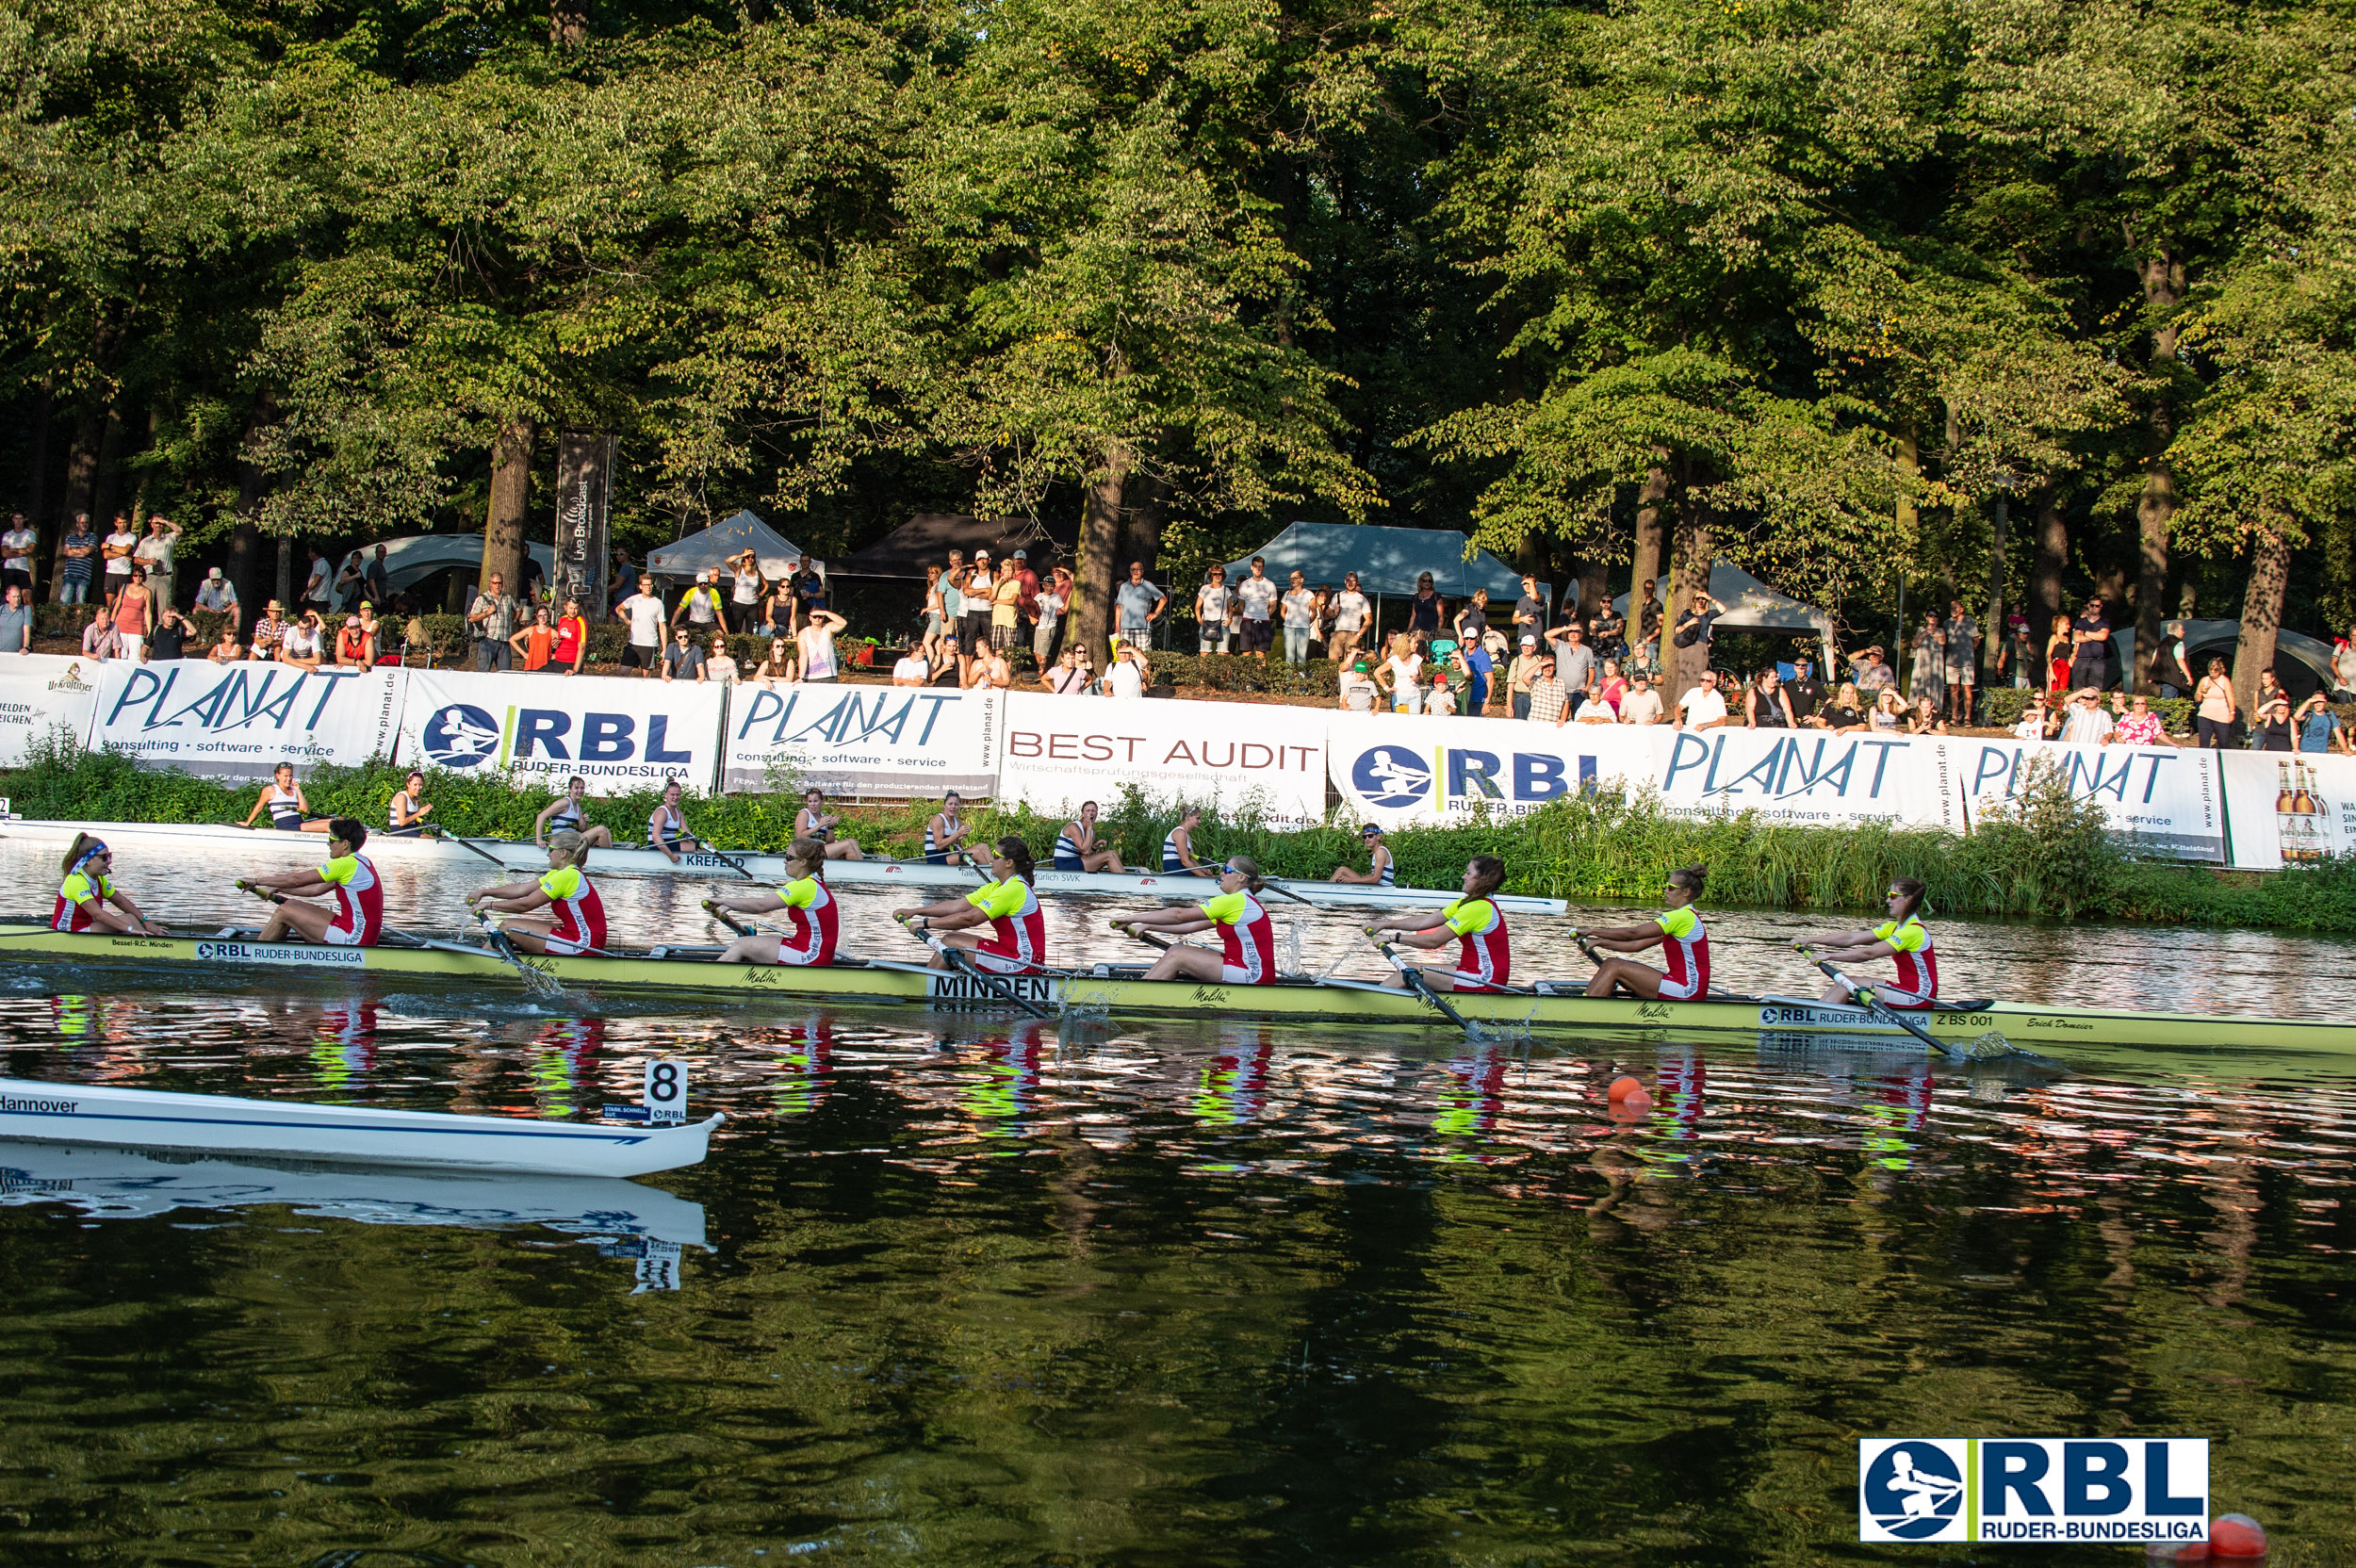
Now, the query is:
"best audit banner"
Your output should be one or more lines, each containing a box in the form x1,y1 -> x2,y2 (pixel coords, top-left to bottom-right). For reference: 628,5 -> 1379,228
87,661 -> 406,780
998,692 -> 1327,825
0,655 -> 104,768
1327,714 -> 1659,829
721,685 -> 1001,796
2218,748 -> 2356,869
1952,738 -> 2224,862
395,670 -> 728,793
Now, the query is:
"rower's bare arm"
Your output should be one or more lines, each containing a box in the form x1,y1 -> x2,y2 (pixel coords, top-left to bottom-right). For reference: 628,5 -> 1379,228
1391,926 -> 1454,952
1579,921 -> 1660,944
712,891 -> 788,914
1818,939 -> 1897,964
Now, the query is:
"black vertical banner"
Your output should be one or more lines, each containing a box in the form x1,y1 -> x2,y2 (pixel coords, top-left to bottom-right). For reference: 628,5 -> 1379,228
553,431 -> 614,610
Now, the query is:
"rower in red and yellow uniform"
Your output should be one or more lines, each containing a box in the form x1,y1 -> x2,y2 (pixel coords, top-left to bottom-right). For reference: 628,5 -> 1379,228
1116,858 -> 1277,984
240,817 -> 383,946
1371,855 -> 1512,993
466,829 -> 608,956
51,832 -> 167,936
709,839 -> 840,966
1796,876 -> 1937,1008
893,836 -> 1047,974
1576,865 -> 1710,999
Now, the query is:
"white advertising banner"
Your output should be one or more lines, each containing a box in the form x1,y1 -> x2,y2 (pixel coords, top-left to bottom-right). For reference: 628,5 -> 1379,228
1653,727 -> 1965,832
2218,749 -> 2356,869
1952,738 -> 2224,861
88,661 -> 406,780
721,685 -> 1002,797
0,654 -> 104,766
395,670 -> 727,794
1327,713 -> 1659,829
1000,693 -> 1326,825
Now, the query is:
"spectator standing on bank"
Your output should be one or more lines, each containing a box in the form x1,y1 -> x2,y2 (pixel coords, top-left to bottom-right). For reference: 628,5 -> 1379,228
1105,641 -> 1148,697
1526,653 -> 1569,726
1376,632 -> 1424,714
1589,598 -> 1627,661
468,573 -> 519,672
2332,629 -> 2356,701
1909,612 -> 1947,714
990,558 -> 1023,658
1746,668 -> 1797,727
1451,634 -> 1495,714
725,548 -> 765,632
1786,656 -> 1824,724
506,606 -> 552,672
334,549 -> 367,612
1675,668 -> 1728,729
1114,561 -> 1166,650
1407,572 -> 1444,639
112,564 -> 154,660
662,626 -> 707,683
2070,597 -> 2114,690
1945,599 -> 1979,724
1631,578 -> 1663,661
1035,565 -> 1072,671
2114,693 -> 2168,746
195,566 -> 238,615
2295,693 -> 2349,754
362,544 -> 391,606
1452,588 -> 1491,650
1,514 -> 34,597
1995,612 -> 2036,690
1235,556 -> 1280,658
1338,658 -> 1379,711
1328,573 -> 1368,662
672,571 -> 726,636
798,606 -> 846,683
1551,622 -> 1594,719
2252,694 -> 2294,751
1196,566 -> 1232,654
961,551 -> 996,659
2059,687 -> 2116,745
2192,657 -> 2236,747
0,584 -> 32,655
1280,571 -> 1317,666
1618,671 -> 1665,726
57,514 -> 96,604
1513,576 -> 1546,645
614,574 -> 667,675
102,514 -> 139,605
1509,634 -> 1546,719
1854,645 -> 1895,696
1672,588 -> 1726,667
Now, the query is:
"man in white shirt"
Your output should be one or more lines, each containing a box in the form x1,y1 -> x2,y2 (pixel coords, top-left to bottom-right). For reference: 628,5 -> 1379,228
133,514 -> 183,609
614,573 -> 668,674
891,649 -> 931,687
1106,642 -> 1148,698
2057,688 -> 2115,745
1618,672 -> 1665,726
1196,567 -> 1232,654
194,566 -> 239,614
1328,572 -> 1369,662
1675,668 -> 1729,728
1551,623 -> 1595,716
1235,556 -> 1280,659
1280,570 -> 1317,665
301,545 -> 333,611
103,514 -> 140,597
1,514 -> 35,596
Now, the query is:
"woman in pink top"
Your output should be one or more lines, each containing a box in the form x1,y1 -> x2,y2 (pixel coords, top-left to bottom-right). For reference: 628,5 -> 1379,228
112,565 -> 153,658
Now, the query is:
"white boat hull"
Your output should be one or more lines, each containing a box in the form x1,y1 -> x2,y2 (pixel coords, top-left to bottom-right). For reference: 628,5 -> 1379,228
0,818 -> 1566,914
0,1078 -> 719,1178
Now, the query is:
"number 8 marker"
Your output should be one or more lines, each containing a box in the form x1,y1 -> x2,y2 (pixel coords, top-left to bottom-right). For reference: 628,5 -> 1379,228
643,1059 -> 687,1125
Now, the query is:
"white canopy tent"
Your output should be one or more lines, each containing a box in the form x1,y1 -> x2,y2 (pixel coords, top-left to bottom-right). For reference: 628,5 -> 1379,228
1613,562 -> 1838,651
646,511 -> 810,582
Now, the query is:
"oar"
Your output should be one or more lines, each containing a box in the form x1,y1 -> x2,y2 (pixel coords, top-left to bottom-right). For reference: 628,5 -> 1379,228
232,880 -> 541,981
437,831 -> 513,873
700,897 -> 754,937
896,913 -> 1052,1020
1794,943 -> 1954,1059
1366,925 -> 1475,1034
1112,917 -> 1176,953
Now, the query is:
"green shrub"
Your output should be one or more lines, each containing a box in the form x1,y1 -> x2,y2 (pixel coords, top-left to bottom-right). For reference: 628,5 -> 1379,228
1138,651 -> 1341,696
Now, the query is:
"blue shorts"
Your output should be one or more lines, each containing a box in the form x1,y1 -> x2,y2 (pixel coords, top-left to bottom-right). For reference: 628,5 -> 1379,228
1053,853 -> 1086,872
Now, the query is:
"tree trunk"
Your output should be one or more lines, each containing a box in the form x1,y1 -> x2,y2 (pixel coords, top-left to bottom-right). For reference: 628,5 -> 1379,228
90,402 -> 129,528
1983,491 -> 2008,681
52,400 -> 106,602
1628,459 -> 1668,604
1073,441 -> 1132,664
277,536 -> 293,607
2231,511 -> 2290,720
481,417 -> 536,594
229,391 -> 277,615
1578,559 -> 1609,623
1121,468 -> 1172,582
24,373 -> 52,529
1665,476 -> 1714,698
2134,250 -> 2185,692
2031,484 -> 2067,636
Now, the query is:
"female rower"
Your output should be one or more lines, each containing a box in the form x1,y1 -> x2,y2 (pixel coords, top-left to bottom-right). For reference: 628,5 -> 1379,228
385,770 -> 433,837
1795,876 -> 1937,1008
795,787 -> 864,861
1369,855 -> 1510,992
466,828 -> 606,956
240,761 -> 332,833
648,779 -> 703,862
240,817 -> 383,946
712,838 -> 839,966
893,836 -> 1046,973
1118,857 -> 1276,984
1054,801 -> 1124,873
1162,805 -> 1214,876
1577,865 -> 1710,999
924,792 -> 978,867
1330,823 -> 1396,887
532,776 -> 616,853
51,834 -> 167,936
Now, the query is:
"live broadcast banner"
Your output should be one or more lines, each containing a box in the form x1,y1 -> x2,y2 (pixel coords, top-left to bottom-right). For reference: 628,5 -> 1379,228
86,661 -> 406,781
1949,737 -> 2225,862
722,685 -> 1001,796
0,654 -> 104,768
2217,748 -> 2356,869
394,669 -> 727,794
998,692 -> 1328,826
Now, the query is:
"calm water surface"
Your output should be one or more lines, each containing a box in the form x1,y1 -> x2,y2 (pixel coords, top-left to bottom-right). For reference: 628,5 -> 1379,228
0,839 -> 2352,1565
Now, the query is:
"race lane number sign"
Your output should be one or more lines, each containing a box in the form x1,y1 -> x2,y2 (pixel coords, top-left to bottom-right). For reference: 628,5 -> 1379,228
1859,1437 -> 2207,1544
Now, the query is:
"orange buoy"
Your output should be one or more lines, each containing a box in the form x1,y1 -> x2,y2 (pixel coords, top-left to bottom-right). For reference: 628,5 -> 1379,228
1608,1075 -> 1644,1101
2210,1514 -> 2266,1557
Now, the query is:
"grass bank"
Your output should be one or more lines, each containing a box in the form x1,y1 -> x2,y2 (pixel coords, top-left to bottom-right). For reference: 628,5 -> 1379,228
8,738 -> 2355,933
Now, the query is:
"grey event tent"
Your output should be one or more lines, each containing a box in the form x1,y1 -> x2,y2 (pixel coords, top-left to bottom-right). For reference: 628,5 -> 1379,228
1220,522 -> 1542,602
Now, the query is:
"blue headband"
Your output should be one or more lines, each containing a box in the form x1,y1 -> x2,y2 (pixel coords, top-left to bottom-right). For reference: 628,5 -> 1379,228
71,840 -> 107,873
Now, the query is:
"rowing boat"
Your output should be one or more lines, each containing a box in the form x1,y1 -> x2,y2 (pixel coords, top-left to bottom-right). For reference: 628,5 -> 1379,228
0,1074 -> 720,1177
0,818 -> 1566,914
4,923 -> 2344,1054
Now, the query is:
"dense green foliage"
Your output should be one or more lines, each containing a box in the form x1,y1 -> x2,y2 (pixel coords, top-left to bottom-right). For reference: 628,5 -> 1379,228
14,737 -> 2356,931
7,0 -> 2355,685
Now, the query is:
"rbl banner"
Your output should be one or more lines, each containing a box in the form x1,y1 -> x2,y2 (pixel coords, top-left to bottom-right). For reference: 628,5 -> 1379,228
394,670 -> 726,793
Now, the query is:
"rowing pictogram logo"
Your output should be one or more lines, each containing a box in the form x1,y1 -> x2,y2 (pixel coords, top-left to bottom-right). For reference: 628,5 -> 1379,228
1350,746 -> 1432,808
1860,1441 -> 1965,1540
419,704 -> 501,769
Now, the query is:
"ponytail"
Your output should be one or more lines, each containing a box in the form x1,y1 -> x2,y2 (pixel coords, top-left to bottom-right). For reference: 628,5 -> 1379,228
1890,875 -> 1926,918
1465,854 -> 1506,900
996,835 -> 1036,885
786,836 -> 827,877
1668,864 -> 1707,900
61,833 -> 106,877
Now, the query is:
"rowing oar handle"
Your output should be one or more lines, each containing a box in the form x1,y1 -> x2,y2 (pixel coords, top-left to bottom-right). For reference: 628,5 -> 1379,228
1110,918 -> 1175,954
235,880 -> 286,906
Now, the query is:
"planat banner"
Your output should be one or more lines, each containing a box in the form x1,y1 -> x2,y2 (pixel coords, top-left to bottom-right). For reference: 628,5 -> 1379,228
395,669 -> 727,793
1652,727 -> 1965,831
1951,737 -> 2225,861
1326,713 -> 1659,829
721,684 -> 1001,796
87,661 -> 406,780
1000,692 -> 1327,825
2217,748 -> 2356,869
0,654 -> 104,767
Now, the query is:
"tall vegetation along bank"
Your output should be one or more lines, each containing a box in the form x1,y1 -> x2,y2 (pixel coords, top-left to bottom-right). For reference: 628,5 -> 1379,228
8,740 -> 2356,934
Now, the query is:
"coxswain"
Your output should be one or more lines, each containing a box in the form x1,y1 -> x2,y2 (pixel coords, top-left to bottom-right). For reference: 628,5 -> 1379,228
240,817 -> 383,946
1329,823 -> 1395,887
893,836 -> 1046,973
1369,855 -> 1510,992
924,792 -> 979,868
51,833 -> 166,936
710,838 -> 840,966
532,775 -> 615,853
240,760 -> 332,833
1577,865 -> 1709,999
1053,800 -> 1124,873
648,778 -> 702,862
1117,857 -> 1276,983
466,828 -> 606,956
385,770 -> 434,837
1162,805 -> 1216,876
1796,876 -> 1937,1008
794,787 -> 865,861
